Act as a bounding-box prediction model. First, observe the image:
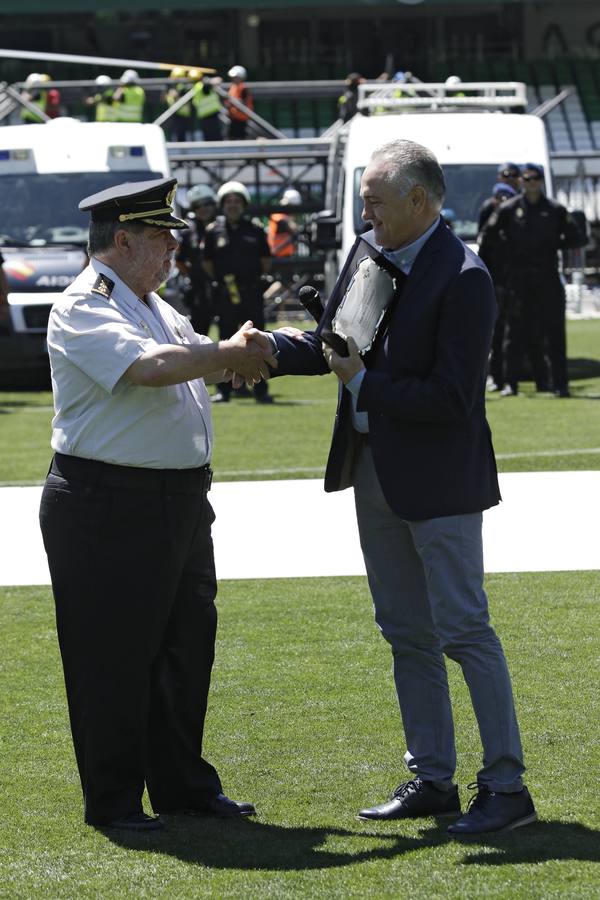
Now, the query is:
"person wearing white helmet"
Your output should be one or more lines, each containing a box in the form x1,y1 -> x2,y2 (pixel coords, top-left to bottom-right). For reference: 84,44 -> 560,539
202,181 -> 273,402
268,188 -> 301,258
444,75 -> 465,100
85,74 -> 116,122
113,69 -> 145,122
225,65 -> 253,139
176,184 -> 218,334
21,71 -> 61,122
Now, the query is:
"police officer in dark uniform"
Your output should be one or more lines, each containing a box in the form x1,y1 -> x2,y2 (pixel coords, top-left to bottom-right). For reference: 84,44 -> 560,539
176,184 -> 217,335
202,180 -> 273,403
482,163 -> 584,397
478,163 -> 522,233
478,182 -> 517,392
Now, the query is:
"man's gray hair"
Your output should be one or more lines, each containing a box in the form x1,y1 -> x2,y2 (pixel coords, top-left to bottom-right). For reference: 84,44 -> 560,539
369,139 -> 446,209
87,219 -> 146,257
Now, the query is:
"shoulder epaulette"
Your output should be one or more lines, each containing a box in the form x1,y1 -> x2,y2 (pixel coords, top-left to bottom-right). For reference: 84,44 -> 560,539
91,273 -> 115,300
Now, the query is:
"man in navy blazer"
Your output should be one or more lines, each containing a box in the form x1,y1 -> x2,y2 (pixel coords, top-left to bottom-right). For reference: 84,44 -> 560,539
248,139 -> 536,835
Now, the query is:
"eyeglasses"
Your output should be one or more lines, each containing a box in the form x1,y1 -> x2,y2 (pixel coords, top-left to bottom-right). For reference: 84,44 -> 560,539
522,174 -> 542,182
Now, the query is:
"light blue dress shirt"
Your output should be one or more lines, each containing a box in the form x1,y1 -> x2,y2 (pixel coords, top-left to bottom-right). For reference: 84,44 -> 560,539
346,218 -> 440,432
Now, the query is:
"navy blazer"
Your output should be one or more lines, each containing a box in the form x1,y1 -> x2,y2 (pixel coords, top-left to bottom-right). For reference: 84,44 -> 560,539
273,220 -> 501,521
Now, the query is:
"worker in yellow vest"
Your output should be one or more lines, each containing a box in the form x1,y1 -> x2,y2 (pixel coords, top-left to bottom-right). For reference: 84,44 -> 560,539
163,67 -> 194,141
86,75 -> 117,122
191,72 -> 223,141
112,69 -> 145,123
20,73 -> 50,123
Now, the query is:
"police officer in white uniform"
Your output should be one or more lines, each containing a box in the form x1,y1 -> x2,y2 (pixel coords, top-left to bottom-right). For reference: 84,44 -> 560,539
39,177 -> 276,830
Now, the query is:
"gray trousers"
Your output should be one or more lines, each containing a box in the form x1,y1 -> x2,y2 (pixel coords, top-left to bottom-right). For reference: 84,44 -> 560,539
353,446 -> 525,792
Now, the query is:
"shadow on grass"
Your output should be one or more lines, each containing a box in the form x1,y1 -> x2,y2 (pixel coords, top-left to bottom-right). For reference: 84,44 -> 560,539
449,820 -> 600,866
104,815 -> 452,870
567,357 -> 600,380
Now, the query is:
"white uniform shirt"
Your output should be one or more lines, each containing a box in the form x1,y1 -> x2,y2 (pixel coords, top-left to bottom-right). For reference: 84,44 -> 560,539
47,258 -> 214,469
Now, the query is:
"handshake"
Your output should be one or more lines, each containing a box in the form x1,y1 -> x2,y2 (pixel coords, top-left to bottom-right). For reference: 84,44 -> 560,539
219,318 -> 364,389
219,320 -> 284,389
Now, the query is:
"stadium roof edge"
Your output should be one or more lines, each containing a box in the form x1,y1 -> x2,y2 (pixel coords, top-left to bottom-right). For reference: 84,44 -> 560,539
0,0 -> 537,12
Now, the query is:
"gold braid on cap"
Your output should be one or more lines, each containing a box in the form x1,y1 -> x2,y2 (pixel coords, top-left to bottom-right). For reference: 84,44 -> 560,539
138,216 -> 184,227
118,206 -> 173,222
117,187 -> 178,224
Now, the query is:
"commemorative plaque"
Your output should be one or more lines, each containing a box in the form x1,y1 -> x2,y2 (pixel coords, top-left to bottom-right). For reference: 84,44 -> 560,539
316,233 -> 400,355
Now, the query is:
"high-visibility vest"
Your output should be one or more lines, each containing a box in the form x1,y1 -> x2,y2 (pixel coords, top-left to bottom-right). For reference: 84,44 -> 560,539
227,82 -> 253,122
21,93 -> 46,123
95,90 -> 116,122
115,85 -> 145,123
167,84 -> 192,118
268,214 -> 295,257
193,85 -> 221,120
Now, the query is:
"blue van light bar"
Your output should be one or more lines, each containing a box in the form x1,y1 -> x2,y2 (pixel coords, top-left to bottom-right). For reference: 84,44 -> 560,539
109,146 -> 146,159
0,149 -> 31,161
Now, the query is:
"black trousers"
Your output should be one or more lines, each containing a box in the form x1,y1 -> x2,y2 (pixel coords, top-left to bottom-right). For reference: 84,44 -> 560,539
216,283 -> 268,400
39,454 -> 222,825
505,269 -> 567,392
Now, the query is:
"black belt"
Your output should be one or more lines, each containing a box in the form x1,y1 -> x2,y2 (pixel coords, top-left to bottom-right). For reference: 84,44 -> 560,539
51,453 -> 213,495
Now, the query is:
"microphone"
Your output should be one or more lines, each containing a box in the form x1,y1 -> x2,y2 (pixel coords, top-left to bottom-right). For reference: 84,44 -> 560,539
298,284 -> 349,357
298,285 -> 323,324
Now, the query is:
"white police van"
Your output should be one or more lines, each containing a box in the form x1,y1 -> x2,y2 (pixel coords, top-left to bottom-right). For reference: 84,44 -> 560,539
318,81 -> 552,287
0,118 -> 170,385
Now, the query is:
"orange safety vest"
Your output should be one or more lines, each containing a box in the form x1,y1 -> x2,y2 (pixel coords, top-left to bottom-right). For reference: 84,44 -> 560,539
268,214 -> 295,257
227,81 -> 253,122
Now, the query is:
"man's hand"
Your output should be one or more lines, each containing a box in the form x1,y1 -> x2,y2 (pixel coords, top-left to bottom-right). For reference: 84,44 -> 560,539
323,335 -> 364,384
222,320 -> 278,385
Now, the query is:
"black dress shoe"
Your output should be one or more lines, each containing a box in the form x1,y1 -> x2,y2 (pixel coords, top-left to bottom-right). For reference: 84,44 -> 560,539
554,388 -> 571,398
168,793 -> 256,818
357,778 -> 460,821
255,394 -> 274,404
106,812 -> 164,831
447,783 -> 537,835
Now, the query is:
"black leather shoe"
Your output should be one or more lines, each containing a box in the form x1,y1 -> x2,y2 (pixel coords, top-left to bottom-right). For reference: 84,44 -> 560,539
168,793 -> 256,818
106,812 -> 164,831
447,783 -> 537,835
255,394 -> 274,404
554,388 -> 571,398
357,778 -> 460,821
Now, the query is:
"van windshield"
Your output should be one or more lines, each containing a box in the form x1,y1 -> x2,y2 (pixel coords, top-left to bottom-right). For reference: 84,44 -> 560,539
354,164 -> 501,242
0,171 -> 156,246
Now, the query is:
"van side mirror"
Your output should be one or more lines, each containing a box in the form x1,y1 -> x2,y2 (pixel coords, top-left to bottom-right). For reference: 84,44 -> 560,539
311,210 -> 341,250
